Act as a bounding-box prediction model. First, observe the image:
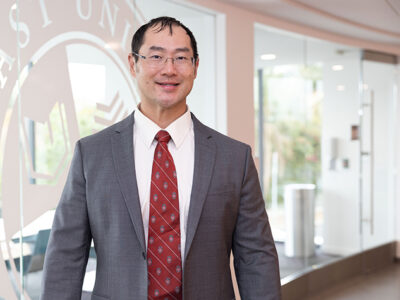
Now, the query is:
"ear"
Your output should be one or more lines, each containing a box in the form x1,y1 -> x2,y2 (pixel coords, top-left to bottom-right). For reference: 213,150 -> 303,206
193,57 -> 199,78
128,53 -> 137,78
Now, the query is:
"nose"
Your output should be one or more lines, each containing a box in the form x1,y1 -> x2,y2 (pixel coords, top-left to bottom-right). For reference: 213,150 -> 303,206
160,58 -> 177,75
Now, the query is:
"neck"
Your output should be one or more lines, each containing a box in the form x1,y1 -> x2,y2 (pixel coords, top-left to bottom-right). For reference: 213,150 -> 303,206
139,102 -> 187,128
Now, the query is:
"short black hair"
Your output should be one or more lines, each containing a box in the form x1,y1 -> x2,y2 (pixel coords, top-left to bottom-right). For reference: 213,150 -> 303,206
131,16 -> 198,62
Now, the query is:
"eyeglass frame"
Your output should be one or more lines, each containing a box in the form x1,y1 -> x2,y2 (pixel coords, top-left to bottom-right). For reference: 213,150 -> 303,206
131,51 -> 196,68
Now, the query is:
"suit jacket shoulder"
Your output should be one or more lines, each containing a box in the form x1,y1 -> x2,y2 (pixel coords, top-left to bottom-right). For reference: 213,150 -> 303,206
79,113 -> 134,147
191,113 -> 250,152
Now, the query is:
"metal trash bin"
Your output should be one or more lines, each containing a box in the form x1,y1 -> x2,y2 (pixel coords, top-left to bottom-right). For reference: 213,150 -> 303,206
284,184 -> 315,257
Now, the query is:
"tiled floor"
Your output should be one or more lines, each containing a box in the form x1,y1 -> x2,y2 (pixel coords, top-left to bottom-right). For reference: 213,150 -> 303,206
307,262 -> 400,300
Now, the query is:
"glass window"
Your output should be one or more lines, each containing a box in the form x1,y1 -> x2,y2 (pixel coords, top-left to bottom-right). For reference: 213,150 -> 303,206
0,1 -> 221,299
254,24 -> 397,280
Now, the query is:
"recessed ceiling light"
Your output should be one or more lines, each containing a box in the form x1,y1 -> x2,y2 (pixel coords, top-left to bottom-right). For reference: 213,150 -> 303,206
332,65 -> 344,71
261,54 -> 276,60
336,85 -> 345,91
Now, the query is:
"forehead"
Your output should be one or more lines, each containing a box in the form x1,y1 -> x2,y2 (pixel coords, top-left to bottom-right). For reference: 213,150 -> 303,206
140,25 -> 192,53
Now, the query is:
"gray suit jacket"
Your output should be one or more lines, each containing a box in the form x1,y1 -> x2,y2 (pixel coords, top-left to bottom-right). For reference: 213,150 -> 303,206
41,112 -> 281,300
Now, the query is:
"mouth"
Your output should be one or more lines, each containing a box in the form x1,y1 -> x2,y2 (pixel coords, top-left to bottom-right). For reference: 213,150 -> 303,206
156,81 -> 180,92
156,82 -> 180,87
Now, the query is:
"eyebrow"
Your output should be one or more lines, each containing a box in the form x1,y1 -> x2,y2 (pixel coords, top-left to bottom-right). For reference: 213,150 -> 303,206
149,46 -> 165,52
148,46 -> 190,53
175,47 -> 190,53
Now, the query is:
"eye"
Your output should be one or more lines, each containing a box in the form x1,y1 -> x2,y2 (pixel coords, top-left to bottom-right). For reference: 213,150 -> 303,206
149,55 -> 163,61
175,56 -> 188,61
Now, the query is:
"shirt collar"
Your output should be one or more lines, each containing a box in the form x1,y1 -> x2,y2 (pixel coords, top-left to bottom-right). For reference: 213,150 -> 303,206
134,105 -> 192,149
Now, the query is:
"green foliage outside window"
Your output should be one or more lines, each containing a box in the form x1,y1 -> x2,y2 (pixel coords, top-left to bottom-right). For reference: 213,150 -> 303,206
258,65 -> 322,207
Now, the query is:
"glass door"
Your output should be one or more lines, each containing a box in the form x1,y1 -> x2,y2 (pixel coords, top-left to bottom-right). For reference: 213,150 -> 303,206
360,53 -> 398,250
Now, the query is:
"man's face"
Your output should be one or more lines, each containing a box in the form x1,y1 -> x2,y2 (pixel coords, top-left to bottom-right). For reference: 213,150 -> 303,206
128,25 -> 199,113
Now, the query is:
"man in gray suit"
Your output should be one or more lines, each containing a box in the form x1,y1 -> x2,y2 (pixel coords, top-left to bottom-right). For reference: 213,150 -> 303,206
41,16 -> 281,300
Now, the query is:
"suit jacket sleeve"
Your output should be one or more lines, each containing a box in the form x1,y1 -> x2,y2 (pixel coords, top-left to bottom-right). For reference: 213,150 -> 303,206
41,141 -> 92,300
232,146 -> 282,300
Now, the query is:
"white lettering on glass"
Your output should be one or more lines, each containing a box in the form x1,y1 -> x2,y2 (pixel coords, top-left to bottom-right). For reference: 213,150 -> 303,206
77,0 -> 92,21
121,20 -> 131,51
98,0 -> 120,37
0,49 -> 15,89
8,4 -> 30,48
39,0 -> 52,28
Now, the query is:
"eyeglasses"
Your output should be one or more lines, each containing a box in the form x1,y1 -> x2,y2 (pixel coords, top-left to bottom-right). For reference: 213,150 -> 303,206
132,52 -> 195,69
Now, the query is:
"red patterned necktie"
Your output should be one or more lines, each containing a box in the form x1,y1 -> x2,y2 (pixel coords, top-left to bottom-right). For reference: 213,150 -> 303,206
147,130 -> 182,300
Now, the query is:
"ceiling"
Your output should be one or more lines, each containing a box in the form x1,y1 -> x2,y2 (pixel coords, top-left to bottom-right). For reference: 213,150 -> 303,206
217,0 -> 400,52
254,26 -> 360,69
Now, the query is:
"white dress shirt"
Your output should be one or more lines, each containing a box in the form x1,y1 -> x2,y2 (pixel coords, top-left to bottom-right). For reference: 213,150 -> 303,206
133,107 -> 194,262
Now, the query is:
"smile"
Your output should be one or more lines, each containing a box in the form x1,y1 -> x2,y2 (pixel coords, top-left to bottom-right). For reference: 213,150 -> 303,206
157,82 -> 180,86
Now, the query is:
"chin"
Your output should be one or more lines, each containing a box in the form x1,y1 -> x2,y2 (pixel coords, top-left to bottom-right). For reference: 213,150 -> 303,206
157,98 -> 185,110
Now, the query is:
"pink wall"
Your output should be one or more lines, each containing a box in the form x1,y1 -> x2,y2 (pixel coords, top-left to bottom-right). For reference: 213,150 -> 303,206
225,11 -> 255,146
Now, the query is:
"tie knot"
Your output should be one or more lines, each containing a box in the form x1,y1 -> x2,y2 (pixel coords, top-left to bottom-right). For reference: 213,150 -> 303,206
155,130 -> 171,143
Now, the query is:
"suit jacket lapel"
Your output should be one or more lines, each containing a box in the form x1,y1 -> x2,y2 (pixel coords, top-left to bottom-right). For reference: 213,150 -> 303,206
184,114 -> 216,261
110,112 -> 216,259
111,112 -> 146,254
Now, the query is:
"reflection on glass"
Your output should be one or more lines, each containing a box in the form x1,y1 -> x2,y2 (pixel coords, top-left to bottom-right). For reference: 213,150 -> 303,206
23,103 -> 71,186
68,62 -> 107,137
